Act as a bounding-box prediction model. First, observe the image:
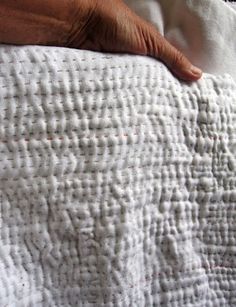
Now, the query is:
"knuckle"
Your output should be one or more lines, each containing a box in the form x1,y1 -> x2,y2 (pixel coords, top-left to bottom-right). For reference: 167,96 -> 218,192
171,51 -> 185,68
157,41 -> 165,58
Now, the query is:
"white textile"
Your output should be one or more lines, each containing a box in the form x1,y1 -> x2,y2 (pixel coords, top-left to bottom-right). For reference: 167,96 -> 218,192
0,45 -> 236,306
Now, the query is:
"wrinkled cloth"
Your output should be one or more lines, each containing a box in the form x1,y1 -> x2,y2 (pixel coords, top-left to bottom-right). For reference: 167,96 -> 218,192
125,0 -> 236,81
0,45 -> 236,306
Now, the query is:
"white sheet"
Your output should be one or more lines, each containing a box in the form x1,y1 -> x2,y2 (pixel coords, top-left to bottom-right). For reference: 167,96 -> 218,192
0,45 -> 236,306
125,0 -> 236,81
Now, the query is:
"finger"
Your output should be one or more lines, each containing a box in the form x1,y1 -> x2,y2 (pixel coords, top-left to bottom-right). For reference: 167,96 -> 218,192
115,2 -> 203,82
149,32 -> 202,81
134,18 -> 202,81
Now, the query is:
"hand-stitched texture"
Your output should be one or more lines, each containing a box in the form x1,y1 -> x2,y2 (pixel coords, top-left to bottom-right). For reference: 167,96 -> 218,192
0,45 -> 236,306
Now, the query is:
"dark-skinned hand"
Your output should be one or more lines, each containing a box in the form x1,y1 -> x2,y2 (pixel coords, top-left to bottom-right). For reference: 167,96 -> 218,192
0,0 -> 202,81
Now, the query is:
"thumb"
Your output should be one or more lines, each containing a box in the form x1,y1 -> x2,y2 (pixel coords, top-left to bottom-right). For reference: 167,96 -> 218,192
110,1 -> 202,81
139,21 -> 202,81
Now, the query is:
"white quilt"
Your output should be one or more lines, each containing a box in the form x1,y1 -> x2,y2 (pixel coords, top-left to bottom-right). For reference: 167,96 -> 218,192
0,45 -> 236,306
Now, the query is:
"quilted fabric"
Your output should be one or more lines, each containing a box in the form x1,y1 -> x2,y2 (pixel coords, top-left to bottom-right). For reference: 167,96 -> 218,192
0,45 -> 236,306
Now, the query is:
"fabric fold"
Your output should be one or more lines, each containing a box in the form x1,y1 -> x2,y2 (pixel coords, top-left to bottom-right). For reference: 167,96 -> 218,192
125,0 -> 236,81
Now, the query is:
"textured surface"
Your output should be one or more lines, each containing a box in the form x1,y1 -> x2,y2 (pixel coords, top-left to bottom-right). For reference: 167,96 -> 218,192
0,45 -> 236,306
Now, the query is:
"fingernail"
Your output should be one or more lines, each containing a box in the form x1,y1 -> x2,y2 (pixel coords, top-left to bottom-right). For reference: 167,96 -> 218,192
190,65 -> 202,76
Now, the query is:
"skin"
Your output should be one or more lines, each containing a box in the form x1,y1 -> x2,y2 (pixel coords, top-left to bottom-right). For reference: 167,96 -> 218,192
0,0 -> 202,81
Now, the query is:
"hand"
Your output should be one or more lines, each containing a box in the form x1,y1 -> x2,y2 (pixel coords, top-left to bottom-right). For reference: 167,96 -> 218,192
0,0 -> 202,81
68,0 -> 202,81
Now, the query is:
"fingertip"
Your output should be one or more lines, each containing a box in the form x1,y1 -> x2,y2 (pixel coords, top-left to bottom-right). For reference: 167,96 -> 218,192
190,65 -> 202,77
173,65 -> 203,82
